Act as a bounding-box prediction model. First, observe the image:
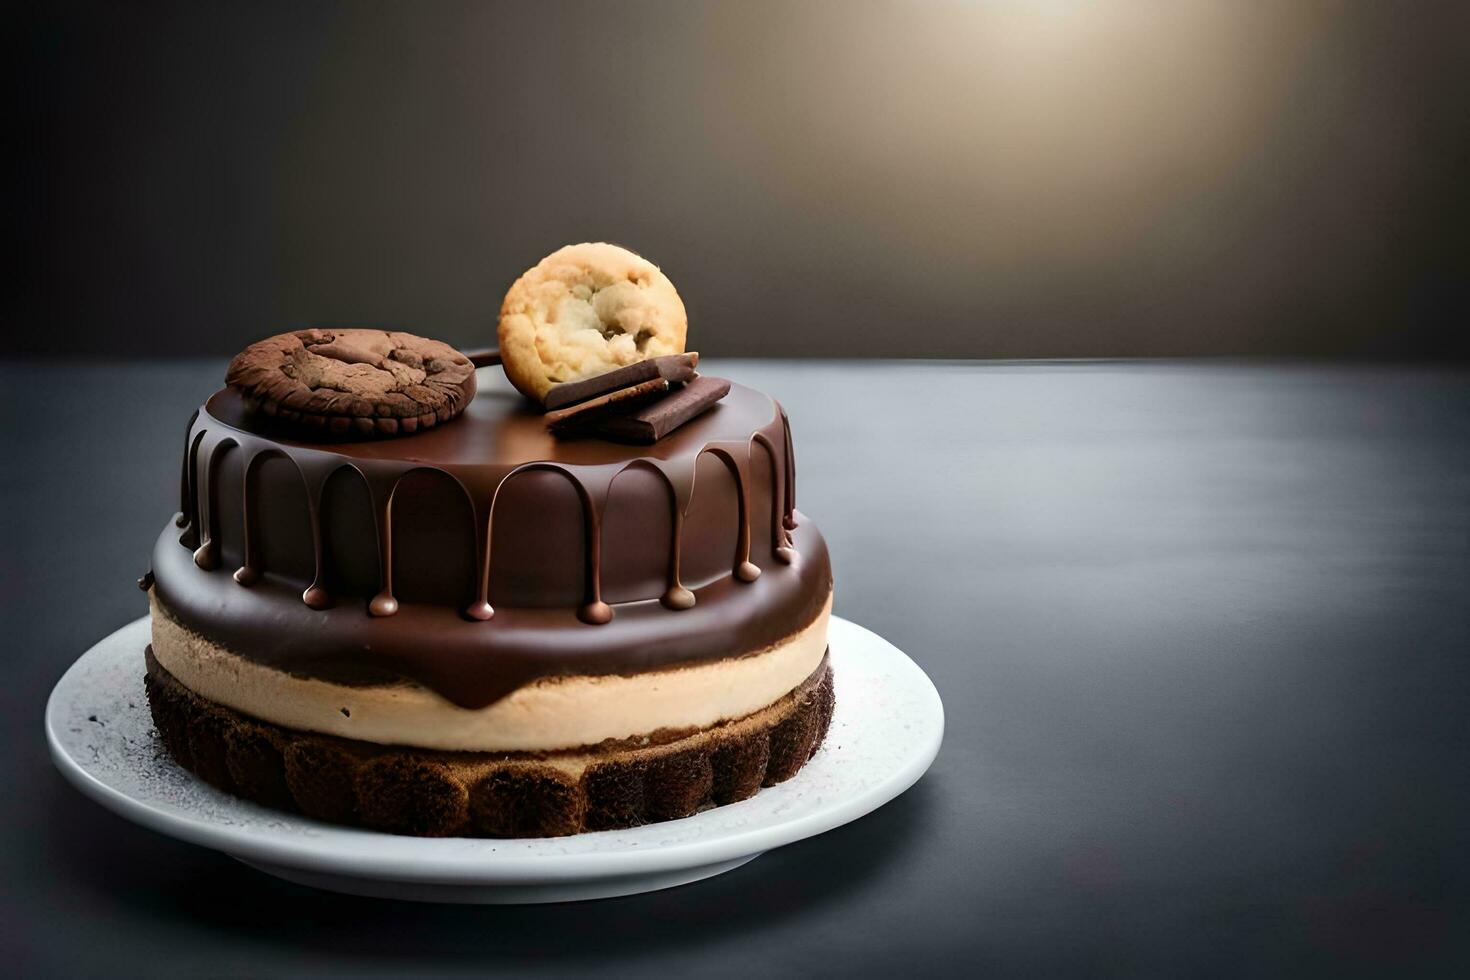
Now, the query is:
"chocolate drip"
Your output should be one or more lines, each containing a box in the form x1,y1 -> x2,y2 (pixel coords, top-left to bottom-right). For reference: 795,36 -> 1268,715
752,432 -> 796,564
233,450 -> 275,586
367,470 -> 478,618
779,402 -> 798,531
192,436 -> 236,571
705,446 -> 760,583
176,408 -> 199,528
464,504 -> 495,622
571,472 -> 613,625
137,570 -> 154,591
179,429 -> 206,549
368,482 -> 398,617
468,468 -> 511,622
234,448 -> 344,606
471,464 -> 614,625
645,461 -> 696,610
299,467 -> 333,610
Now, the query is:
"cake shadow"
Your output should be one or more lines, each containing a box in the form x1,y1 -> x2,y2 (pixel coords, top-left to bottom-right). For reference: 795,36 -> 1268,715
44,772 -> 935,965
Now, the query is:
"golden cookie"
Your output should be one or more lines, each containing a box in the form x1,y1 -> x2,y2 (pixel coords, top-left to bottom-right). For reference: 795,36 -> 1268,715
497,243 -> 688,402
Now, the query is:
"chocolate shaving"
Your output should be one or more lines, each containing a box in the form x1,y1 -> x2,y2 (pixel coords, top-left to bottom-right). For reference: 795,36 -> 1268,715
543,353 -> 699,411
545,377 -> 671,433
593,376 -> 731,444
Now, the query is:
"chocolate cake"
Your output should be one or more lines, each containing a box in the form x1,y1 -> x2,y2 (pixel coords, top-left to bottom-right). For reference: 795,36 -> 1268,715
143,255 -> 834,837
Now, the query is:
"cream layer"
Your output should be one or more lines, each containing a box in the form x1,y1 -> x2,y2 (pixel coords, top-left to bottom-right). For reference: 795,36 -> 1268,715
148,592 -> 832,752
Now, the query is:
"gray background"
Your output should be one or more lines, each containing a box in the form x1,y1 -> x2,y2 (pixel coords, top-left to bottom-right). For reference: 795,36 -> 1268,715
4,360 -> 1469,976
15,0 -> 1469,360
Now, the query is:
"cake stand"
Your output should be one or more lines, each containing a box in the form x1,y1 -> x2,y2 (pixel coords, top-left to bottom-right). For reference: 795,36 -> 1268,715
46,615 -> 943,904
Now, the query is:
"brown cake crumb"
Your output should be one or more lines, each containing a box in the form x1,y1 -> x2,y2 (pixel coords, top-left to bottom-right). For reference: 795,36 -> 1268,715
144,646 -> 834,838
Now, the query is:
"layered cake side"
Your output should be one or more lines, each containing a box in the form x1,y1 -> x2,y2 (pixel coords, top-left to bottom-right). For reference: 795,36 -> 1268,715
144,648 -> 834,837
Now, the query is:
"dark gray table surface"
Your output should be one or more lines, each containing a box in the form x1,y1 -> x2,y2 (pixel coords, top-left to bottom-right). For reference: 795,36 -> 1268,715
4,360 -> 1468,977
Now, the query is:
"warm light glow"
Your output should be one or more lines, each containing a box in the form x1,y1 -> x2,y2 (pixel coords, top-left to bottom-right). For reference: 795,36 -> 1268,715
701,2 -> 1321,291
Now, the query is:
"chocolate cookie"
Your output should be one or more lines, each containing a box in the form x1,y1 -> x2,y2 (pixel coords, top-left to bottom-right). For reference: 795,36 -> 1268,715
225,329 -> 476,438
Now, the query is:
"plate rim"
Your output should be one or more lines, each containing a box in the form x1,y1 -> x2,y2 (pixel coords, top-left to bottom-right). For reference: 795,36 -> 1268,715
46,615 -> 943,885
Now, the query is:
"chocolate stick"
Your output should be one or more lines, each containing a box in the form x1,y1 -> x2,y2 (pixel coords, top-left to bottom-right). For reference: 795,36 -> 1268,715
593,376 -> 731,444
545,377 -> 671,433
543,352 -> 699,411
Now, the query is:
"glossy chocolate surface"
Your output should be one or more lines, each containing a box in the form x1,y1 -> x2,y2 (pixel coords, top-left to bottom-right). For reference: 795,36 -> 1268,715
152,369 -> 830,707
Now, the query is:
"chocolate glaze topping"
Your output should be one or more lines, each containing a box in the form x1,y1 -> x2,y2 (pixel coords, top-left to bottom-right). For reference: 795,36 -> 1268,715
154,369 -> 831,708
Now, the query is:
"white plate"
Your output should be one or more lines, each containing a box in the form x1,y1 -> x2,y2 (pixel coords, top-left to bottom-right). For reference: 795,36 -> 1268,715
46,615 -> 943,904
